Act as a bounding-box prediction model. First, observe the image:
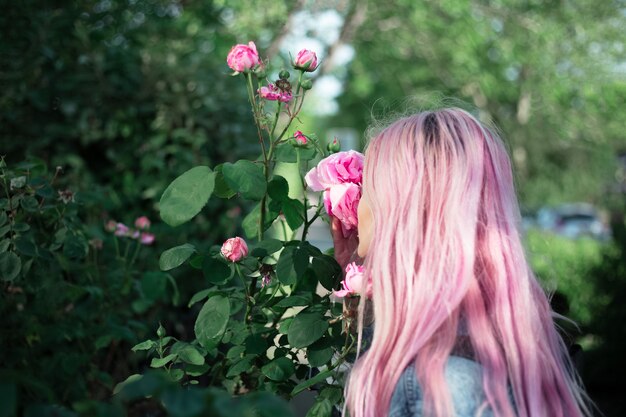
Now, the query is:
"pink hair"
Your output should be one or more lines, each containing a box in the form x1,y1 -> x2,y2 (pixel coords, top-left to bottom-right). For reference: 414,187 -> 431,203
343,108 -> 593,417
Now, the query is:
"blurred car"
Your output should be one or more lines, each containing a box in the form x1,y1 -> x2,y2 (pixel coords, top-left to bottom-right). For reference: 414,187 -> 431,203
535,203 -> 611,241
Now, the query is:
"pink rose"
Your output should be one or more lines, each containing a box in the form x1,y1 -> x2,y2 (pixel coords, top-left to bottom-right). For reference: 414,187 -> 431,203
227,41 -> 261,73
304,150 -> 364,192
135,216 -> 151,230
258,83 -> 292,103
221,237 -> 248,262
325,183 -> 361,238
140,232 -> 155,245
293,130 -> 308,145
131,230 -> 140,239
114,223 -> 129,237
294,49 -> 318,72
334,262 -> 372,298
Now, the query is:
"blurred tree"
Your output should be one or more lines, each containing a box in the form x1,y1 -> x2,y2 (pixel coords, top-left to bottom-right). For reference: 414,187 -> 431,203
332,0 -> 626,210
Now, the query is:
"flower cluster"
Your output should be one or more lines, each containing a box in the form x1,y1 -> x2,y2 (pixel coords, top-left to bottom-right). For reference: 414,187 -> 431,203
227,41 -> 318,105
105,216 -> 155,245
333,262 -> 372,298
305,150 -> 364,238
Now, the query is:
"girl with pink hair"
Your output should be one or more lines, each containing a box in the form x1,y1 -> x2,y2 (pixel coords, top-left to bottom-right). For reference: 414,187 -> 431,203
330,108 -> 593,417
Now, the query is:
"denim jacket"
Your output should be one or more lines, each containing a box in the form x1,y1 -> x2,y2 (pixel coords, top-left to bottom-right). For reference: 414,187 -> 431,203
357,323 -> 501,417
388,356 -> 494,417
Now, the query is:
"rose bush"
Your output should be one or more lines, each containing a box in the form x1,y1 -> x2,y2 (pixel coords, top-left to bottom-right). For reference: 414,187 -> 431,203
119,41 -> 365,416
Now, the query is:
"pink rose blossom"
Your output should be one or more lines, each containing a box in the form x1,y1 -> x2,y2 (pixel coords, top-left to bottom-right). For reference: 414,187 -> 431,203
220,237 -> 248,262
140,232 -> 155,245
304,150 -> 364,192
114,223 -> 129,237
131,230 -> 140,239
227,41 -> 261,73
258,83 -> 292,103
326,183 -> 361,238
334,262 -> 372,298
293,130 -> 308,145
294,49 -> 318,72
135,216 -> 151,230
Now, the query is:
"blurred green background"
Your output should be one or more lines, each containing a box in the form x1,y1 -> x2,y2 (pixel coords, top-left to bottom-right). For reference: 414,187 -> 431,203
1,0 -> 625,416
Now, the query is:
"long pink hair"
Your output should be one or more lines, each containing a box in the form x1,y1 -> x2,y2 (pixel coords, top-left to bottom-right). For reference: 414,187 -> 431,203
343,108 -> 593,417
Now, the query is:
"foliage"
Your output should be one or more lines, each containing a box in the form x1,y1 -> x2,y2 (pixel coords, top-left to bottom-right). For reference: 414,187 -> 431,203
129,42 -> 359,416
524,228 -> 607,327
332,0 -> 626,210
0,157 -> 177,411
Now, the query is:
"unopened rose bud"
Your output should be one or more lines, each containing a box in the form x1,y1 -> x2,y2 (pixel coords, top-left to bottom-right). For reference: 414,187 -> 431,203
293,49 -> 319,72
293,130 -> 308,146
220,236 -> 248,262
300,79 -> 313,90
157,323 -> 166,338
327,137 -> 341,153
279,69 -> 290,80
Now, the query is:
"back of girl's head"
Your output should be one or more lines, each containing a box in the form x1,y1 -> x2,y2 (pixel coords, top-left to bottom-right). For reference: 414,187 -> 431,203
344,107 -> 594,417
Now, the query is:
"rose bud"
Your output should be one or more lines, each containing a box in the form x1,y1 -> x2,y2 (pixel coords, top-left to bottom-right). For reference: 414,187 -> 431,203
293,130 -> 308,146
135,216 -> 151,230
226,41 -> 261,73
220,237 -> 249,262
300,79 -> 313,90
293,49 -> 318,72
327,137 -> 341,154
279,69 -> 290,80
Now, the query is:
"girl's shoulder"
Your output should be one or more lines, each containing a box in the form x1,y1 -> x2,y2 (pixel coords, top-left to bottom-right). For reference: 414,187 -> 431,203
389,356 -> 494,417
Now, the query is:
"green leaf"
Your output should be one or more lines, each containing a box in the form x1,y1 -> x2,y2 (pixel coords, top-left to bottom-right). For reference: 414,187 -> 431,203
63,235 -> 88,259
0,212 -> 6,226
319,386 -> 343,404
12,223 -> 29,233
131,340 -> 155,352
159,244 -> 196,271
213,164 -> 237,199
267,175 -> 290,202
244,333 -> 268,355
226,354 -> 255,378
202,256 -> 233,284
249,239 -> 283,258
0,252 -> 21,281
14,237 -> 38,258
242,200 -> 281,239
20,196 -> 39,212
305,399 -> 333,417
222,160 -> 267,200
227,345 -> 245,360
287,311 -> 329,348
159,166 -> 215,227
291,369 -> 334,396
274,294 -> 312,308
307,338 -> 334,367
282,198 -> 305,230
150,353 -> 178,368
194,295 -> 230,349
274,144 -> 317,163
311,255 -> 343,291
276,245 -> 309,285
188,288 -> 212,307
261,357 -> 295,381
171,343 -> 205,366
0,240 -> 10,253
